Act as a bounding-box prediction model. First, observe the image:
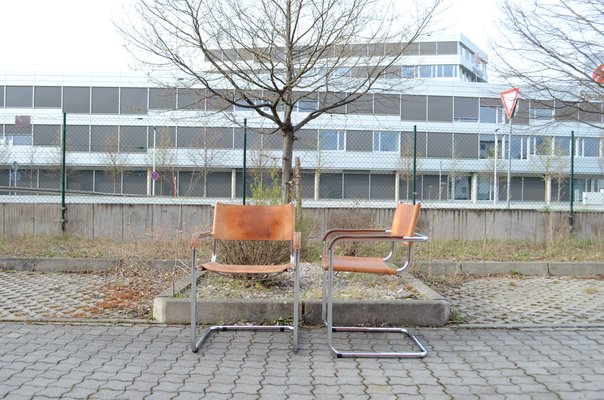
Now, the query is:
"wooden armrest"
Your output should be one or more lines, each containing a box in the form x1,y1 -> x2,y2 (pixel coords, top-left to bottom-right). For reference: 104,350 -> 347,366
191,231 -> 212,249
293,232 -> 302,251
322,228 -> 388,242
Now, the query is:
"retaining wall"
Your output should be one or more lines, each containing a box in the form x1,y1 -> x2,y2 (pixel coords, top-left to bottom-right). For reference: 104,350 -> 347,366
0,202 -> 602,242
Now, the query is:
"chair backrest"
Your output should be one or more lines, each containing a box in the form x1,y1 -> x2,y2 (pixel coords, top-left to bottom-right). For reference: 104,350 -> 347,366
212,202 -> 295,241
390,203 -> 421,237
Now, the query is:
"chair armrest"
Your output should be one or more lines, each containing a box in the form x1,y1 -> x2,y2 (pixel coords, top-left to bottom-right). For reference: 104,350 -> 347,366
293,232 -> 302,251
326,232 -> 428,251
191,231 -> 212,249
322,228 -> 388,242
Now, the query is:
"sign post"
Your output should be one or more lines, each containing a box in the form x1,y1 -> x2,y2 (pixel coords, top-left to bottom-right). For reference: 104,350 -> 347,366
500,87 -> 520,208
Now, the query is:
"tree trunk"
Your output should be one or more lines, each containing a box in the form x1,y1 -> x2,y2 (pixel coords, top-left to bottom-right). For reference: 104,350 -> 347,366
281,127 -> 295,204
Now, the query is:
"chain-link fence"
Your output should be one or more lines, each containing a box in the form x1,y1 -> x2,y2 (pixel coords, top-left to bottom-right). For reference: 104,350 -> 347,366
1,110 -> 602,212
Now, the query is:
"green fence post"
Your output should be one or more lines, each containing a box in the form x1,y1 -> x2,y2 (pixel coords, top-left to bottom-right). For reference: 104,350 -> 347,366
61,112 -> 67,232
242,118 -> 247,205
569,130 -> 575,230
412,125 -> 417,205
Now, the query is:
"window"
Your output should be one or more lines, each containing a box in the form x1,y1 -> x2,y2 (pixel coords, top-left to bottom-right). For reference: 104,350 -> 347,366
91,87 -> 119,114
347,94 -> 373,114
440,65 -> 456,78
428,96 -> 453,122
68,171 -> 93,192
206,172 -> 232,197
334,67 -> 351,77
120,87 -> 148,114
123,171 -> 147,195
554,136 -> 571,156
373,94 -> 400,115
320,130 -> 345,151
437,41 -> 458,55
0,86 -> 4,106
346,130 -> 372,151
343,173 -> 369,199
401,95 -> 426,121
63,87 -> 90,113
296,99 -> 317,112
402,66 -> 417,78
206,127 -> 233,149
480,134 -> 499,159
373,131 -> 399,152
427,132 -> 452,158
530,107 -> 553,121
480,98 -> 506,124
6,86 -> 33,107
149,88 -> 176,109
34,86 -> 61,108
91,125 -> 118,152
370,174 -> 395,200
33,125 -> 61,146
319,173 -> 343,199
454,97 -> 479,122
454,133 -> 478,158
177,127 -> 204,148
451,176 -> 471,200
583,138 -> 599,157
177,88 -> 205,110
66,125 -> 90,152
419,65 -> 432,78
294,129 -> 317,150
120,126 -> 147,152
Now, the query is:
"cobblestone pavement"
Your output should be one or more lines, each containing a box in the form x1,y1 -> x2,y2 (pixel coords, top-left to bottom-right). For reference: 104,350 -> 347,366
0,272 -> 150,320
440,276 -> 604,325
0,322 -> 603,400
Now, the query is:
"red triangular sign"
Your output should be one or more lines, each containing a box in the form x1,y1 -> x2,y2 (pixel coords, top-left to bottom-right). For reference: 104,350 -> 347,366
500,87 -> 520,119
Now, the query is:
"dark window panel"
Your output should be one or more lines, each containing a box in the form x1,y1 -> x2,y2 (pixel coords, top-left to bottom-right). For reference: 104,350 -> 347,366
149,126 -> 176,148
521,177 -> 545,201
454,97 -> 479,122
262,132 -> 282,150
419,42 -> 437,55
514,99 -> 530,125
382,65 -> 401,79
6,86 -> 33,107
428,96 -> 453,122
384,43 -> 403,57
578,102 -> 602,123
234,171 -> 255,197
295,129 -> 316,150
437,41 -> 458,55
206,127 -> 233,149
63,87 -> 90,113
177,88 -> 205,110
66,125 -> 90,152
346,130 -> 372,151
149,87 -> 177,110
91,87 -> 119,114
374,94 -> 400,115
67,170 -> 93,192
15,167 -> 35,189
347,94 -> 373,114
120,126 -> 147,152
206,89 -> 233,111
177,127 -> 204,148
367,43 -> 384,57
5,124 -> 32,135
300,173 -> 314,198
370,174 -> 395,200
234,128 -> 262,150
403,42 -> 420,55
33,125 -> 61,146
206,172 -> 232,197
178,171 -> 205,196
419,175 -> 446,200
0,86 -> 4,106
427,132 -> 453,158
401,95 -> 426,121
123,171 -> 147,195
454,133 -> 479,159
480,97 -> 501,107
34,86 -> 61,108
319,92 -> 346,114
401,131 -> 427,157
39,171 -> 61,190
91,125 -> 118,152
120,87 -> 148,114
95,170 -> 119,193
344,173 -> 369,199
319,173 -> 343,199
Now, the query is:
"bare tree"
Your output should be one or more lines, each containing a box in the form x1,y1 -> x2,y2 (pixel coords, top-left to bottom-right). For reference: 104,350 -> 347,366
119,0 -> 443,202
493,0 -> 604,127
529,136 -> 569,204
398,133 -> 422,200
104,135 -> 128,193
184,127 -> 226,197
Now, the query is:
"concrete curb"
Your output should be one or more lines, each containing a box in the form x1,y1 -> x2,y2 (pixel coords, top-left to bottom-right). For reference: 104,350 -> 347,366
415,261 -> 604,276
0,257 -> 179,272
153,271 -> 450,327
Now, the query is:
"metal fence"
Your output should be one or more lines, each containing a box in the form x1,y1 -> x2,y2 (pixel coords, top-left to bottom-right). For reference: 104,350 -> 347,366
0,111 -> 603,217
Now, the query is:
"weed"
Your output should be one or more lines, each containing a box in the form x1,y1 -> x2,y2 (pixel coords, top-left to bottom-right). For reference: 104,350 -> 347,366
585,287 -> 597,295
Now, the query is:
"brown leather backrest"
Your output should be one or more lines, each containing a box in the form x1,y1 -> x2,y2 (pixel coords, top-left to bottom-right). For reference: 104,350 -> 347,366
212,203 -> 295,241
390,203 -> 421,237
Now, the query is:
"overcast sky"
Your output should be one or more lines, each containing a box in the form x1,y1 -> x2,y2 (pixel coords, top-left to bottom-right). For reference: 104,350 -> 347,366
0,0 -> 500,74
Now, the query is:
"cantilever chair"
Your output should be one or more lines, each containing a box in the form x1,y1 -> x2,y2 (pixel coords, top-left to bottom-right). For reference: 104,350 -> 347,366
190,202 -> 301,353
321,202 -> 429,358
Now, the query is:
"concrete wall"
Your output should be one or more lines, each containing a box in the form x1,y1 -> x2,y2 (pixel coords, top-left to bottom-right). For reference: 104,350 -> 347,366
0,202 -> 602,242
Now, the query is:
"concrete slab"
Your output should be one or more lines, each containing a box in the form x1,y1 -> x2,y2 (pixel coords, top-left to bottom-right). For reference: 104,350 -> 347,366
548,262 -> 604,276
154,271 -> 450,327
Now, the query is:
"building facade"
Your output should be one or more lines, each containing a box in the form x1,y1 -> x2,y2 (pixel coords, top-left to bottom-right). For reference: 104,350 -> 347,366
0,34 -> 603,208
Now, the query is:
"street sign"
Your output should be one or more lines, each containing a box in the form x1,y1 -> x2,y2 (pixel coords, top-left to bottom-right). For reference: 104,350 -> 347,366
15,115 -> 31,128
500,87 -> 520,119
151,171 -> 160,181
592,64 -> 604,86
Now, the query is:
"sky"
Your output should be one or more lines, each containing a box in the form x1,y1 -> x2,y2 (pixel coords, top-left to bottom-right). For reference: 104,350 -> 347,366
0,0 -> 501,74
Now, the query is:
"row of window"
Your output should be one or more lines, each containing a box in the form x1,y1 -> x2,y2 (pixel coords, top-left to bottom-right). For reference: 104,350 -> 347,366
209,41 -> 461,62
2,168 -> 601,203
2,85 -> 601,124
1,124 -> 601,158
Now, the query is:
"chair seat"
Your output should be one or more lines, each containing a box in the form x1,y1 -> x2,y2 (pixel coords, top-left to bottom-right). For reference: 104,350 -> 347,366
321,255 -> 397,275
198,262 -> 294,274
